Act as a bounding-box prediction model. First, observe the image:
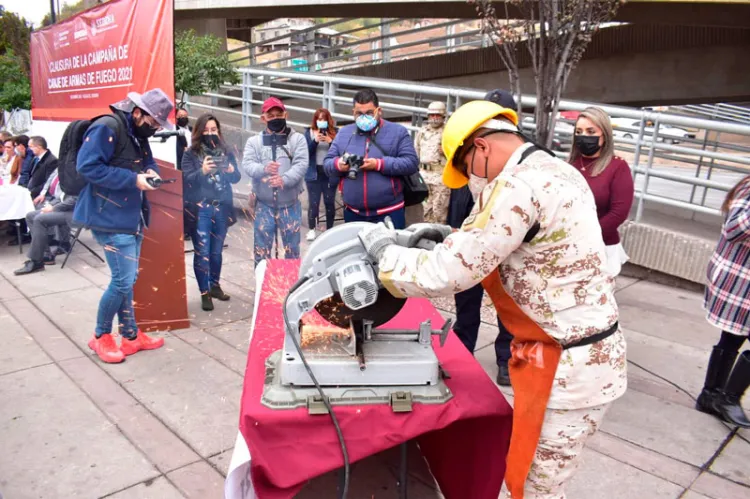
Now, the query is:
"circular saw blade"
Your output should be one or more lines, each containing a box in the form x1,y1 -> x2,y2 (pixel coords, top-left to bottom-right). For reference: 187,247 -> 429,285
315,291 -> 406,329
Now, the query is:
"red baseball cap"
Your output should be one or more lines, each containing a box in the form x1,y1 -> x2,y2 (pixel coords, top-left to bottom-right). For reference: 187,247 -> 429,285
261,97 -> 286,114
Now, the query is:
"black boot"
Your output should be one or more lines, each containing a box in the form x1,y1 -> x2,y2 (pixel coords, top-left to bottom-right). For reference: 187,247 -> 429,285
496,363 -> 511,386
714,351 -> 750,427
696,346 -> 736,417
210,284 -> 230,301
201,293 -> 214,311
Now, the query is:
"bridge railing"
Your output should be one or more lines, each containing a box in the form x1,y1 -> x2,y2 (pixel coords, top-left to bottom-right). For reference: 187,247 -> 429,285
186,67 -> 750,223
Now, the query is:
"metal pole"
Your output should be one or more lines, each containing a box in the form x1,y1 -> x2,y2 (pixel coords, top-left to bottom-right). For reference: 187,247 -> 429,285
635,117 -> 661,222
630,113 -> 648,202
49,0 -> 56,23
700,131 -> 722,208
381,20 -> 392,63
398,442 -> 408,499
242,72 -> 250,131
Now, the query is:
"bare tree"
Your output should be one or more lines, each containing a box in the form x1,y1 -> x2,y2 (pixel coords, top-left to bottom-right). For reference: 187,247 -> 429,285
470,0 -> 624,147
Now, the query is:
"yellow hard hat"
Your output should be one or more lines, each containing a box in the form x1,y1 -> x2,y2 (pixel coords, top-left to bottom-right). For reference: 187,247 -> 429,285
442,100 -> 519,189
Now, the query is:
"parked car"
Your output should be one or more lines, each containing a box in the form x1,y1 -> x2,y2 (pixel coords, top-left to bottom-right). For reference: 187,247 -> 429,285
611,118 -> 695,144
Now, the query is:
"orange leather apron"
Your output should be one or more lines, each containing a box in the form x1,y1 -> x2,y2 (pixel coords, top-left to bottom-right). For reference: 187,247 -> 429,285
482,270 -> 562,499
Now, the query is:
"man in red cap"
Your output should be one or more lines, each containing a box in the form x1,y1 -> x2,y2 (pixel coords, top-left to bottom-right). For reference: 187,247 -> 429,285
241,97 -> 309,265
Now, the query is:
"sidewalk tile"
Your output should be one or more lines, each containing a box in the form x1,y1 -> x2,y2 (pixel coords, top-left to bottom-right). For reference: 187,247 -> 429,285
691,471 -> 750,499
566,449 -> 684,498
616,280 -> 716,351
59,356 -> 200,474
205,318 -> 253,353
0,364 -> 158,499
208,448 -> 234,477
185,275 -> 253,330
710,434 -> 750,487
0,274 -> 22,302
7,297 -> 85,362
167,461 -> 225,499
587,431 -> 700,487
0,264 -> 94,298
624,329 -> 707,398
30,285 -> 105,349
0,303 -> 52,375
601,389 -> 730,467
106,477 -> 184,499
176,328 -> 248,376
682,492 -> 711,499
218,260 -> 257,293
615,275 -> 639,291
97,337 -> 243,458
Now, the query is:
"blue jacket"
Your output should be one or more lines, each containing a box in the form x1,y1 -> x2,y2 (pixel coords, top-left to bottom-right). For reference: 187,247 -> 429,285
18,153 -> 34,187
324,119 -> 418,216
73,110 -> 159,234
304,127 -> 338,182
181,147 -> 241,206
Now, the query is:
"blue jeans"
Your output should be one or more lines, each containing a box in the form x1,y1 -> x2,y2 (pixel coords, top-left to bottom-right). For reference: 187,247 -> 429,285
92,230 -> 143,339
306,176 -> 337,230
254,200 -> 301,266
343,207 -> 406,229
191,202 -> 229,294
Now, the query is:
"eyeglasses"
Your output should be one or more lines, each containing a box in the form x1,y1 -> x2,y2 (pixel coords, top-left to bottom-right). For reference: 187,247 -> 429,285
142,113 -> 159,128
353,110 -> 377,118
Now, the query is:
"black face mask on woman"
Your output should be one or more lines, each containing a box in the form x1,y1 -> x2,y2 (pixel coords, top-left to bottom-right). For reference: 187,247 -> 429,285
201,134 -> 221,149
574,135 -> 602,156
176,117 -> 189,128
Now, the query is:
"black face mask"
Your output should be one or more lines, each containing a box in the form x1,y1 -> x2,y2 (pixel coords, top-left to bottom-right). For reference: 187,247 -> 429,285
133,115 -> 158,139
574,135 -> 602,156
201,134 -> 220,149
267,118 -> 286,133
176,117 -> 189,127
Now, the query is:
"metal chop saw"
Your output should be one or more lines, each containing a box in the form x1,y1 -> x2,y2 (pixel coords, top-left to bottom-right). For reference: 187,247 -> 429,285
261,222 -> 453,413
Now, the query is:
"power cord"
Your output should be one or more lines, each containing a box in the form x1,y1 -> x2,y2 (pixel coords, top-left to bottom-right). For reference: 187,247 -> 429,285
283,277 -> 350,498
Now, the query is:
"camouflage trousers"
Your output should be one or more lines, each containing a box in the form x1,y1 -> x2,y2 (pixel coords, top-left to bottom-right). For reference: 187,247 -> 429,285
420,168 -> 451,224
507,403 -> 611,499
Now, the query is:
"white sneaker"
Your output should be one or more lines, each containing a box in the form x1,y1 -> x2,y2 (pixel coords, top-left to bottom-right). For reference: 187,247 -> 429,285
306,229 -> 317,242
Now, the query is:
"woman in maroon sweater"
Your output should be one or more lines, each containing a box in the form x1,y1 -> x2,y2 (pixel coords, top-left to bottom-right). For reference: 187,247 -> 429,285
569,107 -> 635,276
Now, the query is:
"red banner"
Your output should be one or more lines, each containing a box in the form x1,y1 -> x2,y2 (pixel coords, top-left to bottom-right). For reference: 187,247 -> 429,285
30,0 -> 174,122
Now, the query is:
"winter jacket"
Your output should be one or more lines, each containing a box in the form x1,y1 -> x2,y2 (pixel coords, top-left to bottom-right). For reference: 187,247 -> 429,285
304,127 -> 338,183
73,109 -> 159,234
18,153 -> 35,187
181,147 -> 241,206
241,128 -> 308,208
324,119 -> 418,216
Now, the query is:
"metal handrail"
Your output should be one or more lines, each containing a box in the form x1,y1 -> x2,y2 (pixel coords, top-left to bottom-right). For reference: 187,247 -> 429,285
191,67 -> 750,220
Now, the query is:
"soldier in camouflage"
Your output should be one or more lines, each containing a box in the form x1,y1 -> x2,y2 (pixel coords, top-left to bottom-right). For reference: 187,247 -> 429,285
414,101 -> 450,224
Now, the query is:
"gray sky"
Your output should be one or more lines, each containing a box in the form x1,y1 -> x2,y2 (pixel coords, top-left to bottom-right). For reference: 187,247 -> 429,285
1,0 -> 74,28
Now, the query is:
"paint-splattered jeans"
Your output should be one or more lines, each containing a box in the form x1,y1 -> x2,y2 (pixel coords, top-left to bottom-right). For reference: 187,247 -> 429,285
253,200 -> 301,266
92,231 -> 143,339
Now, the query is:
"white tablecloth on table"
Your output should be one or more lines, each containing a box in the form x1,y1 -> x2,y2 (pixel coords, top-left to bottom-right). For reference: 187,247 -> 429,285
0,184 -> 35,221
225,261 -> 266,499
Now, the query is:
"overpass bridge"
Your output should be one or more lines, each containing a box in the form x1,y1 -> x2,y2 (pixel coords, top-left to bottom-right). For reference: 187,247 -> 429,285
175,0 -> 750,32
176,2 -> 750,106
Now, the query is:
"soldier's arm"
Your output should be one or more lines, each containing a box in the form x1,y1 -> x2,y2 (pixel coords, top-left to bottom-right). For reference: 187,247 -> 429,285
378,176 -> 536,298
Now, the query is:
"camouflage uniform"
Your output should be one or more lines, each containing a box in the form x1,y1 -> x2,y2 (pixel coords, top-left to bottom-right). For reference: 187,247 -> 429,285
379,143 -> 627,498
415,124 -> 450,224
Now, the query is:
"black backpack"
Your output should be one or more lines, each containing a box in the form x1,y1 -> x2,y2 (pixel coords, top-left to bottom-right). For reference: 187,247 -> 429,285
58,114 -> 127,196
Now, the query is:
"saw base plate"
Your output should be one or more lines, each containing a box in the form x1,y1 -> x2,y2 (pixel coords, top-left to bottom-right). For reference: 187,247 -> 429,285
262,351 -> 453,412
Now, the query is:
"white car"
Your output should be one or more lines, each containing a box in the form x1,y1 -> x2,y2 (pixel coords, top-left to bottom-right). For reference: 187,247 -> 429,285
611,118 -> 695,144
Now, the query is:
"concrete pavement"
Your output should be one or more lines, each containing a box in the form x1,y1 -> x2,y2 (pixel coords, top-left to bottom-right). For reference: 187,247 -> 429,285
1,217 -> 749,499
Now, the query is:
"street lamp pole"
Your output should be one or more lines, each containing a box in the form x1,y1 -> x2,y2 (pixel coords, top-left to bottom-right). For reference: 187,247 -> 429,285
49,0 -> 56,23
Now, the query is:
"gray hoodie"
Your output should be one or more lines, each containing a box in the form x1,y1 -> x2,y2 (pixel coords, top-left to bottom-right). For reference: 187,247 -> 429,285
241,129 -> 309,207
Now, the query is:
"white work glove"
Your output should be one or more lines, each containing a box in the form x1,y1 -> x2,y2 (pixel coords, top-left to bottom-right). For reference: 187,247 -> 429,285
403,223 -> 453,248
358,222 -> 397,263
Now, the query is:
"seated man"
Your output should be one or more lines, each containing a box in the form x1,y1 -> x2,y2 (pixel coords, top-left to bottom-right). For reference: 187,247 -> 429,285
14,170 -> 77,275
26,136 -> 59,199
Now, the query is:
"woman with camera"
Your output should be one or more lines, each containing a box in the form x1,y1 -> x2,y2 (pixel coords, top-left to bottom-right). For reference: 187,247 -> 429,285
304,108 -> 338,241
569,107 -> 634,276
181,114 -> 241,311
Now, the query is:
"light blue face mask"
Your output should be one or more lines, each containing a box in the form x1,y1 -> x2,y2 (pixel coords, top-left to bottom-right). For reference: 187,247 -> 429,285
356,114 -> 378,133
316,120 -> 328,130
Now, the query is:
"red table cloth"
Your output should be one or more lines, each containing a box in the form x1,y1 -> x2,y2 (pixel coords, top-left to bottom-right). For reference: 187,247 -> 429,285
239,259 -> 513,498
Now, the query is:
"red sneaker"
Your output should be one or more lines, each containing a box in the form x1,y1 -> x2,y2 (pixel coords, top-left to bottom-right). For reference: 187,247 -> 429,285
119,330 -> 165,356
88,334 -> 125,364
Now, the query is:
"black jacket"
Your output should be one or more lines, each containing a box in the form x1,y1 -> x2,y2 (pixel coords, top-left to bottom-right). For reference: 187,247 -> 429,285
27,151 -> 59,198
181,148 -> 241,205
